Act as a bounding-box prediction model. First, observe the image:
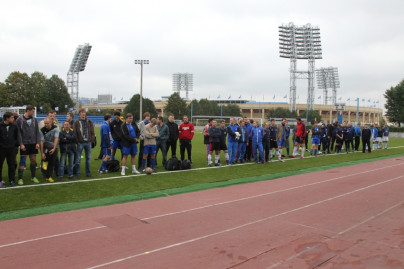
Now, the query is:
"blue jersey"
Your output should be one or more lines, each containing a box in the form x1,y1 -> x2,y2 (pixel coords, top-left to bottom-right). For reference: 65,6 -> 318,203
372,127 -> 378,139
312,126 -> 320,140
227,124 -> 239,143
100,121 -> 112,148
250,126 -> 264,144
269,125 -> 277,140
383,127 -> 389,137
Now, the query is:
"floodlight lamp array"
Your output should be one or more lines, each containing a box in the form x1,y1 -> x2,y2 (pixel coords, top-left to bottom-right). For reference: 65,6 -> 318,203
172,73 -> 193,92
134,60 -> 149,65
316,67 -> 340,89
68,43 -> 92,73
279,23 -> 322,60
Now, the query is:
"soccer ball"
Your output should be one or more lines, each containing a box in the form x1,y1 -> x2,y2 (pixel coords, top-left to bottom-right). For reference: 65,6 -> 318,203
144,167 -> 153,175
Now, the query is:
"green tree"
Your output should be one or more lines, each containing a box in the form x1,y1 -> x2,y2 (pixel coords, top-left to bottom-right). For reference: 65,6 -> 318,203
29,72 -> 48,109
384,79 -> 404,126
45,75 -> 74,113
188,98 -> 220,116
299,110 -> 322,125
164,93 -> 189,119
266,107 -> 297,119
124,94 -> 157,121
0,71 -> 31,106
222,104 -> 241,117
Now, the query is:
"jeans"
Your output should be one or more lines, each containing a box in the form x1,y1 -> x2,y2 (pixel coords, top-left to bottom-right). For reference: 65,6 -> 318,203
156,141 -> 168,166
59,150 -> 74,177
76,142 -> 92,176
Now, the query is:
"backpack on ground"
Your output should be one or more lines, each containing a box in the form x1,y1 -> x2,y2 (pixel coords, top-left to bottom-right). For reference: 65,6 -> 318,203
181,159 -> 192,170
106,160 -> 120,172
165,156 -> 181,171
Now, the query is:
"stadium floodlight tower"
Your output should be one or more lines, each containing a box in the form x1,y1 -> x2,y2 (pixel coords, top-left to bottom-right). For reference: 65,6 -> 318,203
172,73 -> 193,100
316,67 -> 340,105
67,43 -> 92,111
279,22 -> 322,111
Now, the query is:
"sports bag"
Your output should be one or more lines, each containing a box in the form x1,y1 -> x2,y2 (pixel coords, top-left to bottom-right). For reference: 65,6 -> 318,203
181,159 -> 192,170
165,156 -> 181,171
106,160 -> 120,172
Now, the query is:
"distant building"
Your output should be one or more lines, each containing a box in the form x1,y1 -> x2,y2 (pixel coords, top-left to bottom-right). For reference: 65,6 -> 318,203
98,94 -> 112,105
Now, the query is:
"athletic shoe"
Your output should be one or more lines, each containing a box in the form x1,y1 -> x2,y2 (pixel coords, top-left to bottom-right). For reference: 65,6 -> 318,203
300,156 -> 304,159
289,155 -> 295,158
98,169 -> 107,174
86,173 -> 93,177
278,158 -> 285,162
42,161 -> 48,170
208,163 -> 213,167
31,177 -> 39,184
214,163 -> 221,166
121,170 -> 125,176
18,179 -> 24,185
68,176 -> 74,180
152,169 -> 157,173
9,180 -> 15,187
132,169 -> 140,174
46,177 -> 54,183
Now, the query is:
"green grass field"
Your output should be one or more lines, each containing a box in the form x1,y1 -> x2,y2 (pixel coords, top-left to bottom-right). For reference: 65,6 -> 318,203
1,128 -> 403,221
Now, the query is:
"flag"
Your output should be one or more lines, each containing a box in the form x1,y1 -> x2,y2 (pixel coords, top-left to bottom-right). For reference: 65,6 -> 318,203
121,97 -> 123,100
97,108 -> 101,112
39,106 -> 43,110
273,94 -> 275,100
367,99 -> 370,102
283,94 -> 287,99
69,107 -> 74,111
64,105 -> 68,108
376,100 -> 379,104
338,97 -> 342,101
362,98 -> 365,102
228,95 -> 231,100
217,95 -> 220,99
10,105 -> 13,107
239,95 -> 242,99
347,98 -> 350,101
318,95 -> 321,100
55,107 -> 59,111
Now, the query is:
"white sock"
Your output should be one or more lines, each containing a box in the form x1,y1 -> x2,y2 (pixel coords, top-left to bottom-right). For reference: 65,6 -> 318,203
132,165 -> 136,171
293,146 -> 297,155
301,147 -> 305,157
215,154 -> 220,163
208,154 -> 212,165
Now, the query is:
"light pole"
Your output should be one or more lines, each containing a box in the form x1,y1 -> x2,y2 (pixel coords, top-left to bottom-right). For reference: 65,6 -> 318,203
134,60 -> 149,121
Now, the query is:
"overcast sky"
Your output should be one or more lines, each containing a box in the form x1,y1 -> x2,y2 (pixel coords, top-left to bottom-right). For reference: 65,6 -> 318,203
1,0 -> 404,109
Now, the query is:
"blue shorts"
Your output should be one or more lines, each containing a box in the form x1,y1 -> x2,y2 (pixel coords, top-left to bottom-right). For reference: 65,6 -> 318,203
143,145 -> 157,155
112,140 -> 122,150
122,144 -> 138,155
102,148 -> 112,156
277,140 -> 285,147
312,138 -> 321,146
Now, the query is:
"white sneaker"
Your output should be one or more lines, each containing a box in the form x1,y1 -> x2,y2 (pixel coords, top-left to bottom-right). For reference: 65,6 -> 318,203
121,170 -> 125,176
132,169 -> 140,174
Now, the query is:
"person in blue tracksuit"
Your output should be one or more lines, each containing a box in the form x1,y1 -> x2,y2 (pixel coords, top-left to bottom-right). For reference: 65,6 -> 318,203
227,117 -> 239,164
236,120 -> 248,163
310,121 -> 321,156
347,123 -> 355,153
320,123 -> 328,154
382,124 -> 389,149
371,124 -> 378,151
354,122 -> 362,151
98,114 -> 112,173
250,120 -> 264,164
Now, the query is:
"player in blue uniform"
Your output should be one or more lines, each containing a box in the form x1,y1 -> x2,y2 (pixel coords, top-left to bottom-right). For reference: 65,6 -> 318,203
98,114 -> 112,173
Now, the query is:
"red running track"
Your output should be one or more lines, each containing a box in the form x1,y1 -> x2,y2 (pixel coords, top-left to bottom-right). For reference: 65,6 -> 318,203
1,157 -> 404,268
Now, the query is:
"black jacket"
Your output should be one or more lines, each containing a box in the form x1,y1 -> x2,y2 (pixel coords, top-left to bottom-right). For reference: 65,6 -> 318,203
59,129 -> 77,153
120,122 -> 140,148
166,121 -> 179,142
0,122 -> 18,149
110,118 -> 123,141
362,128 -> 371,140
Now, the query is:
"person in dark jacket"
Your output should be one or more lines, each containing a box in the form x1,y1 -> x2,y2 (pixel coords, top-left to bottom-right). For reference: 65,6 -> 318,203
0,112 -> 19,187
166,113 -> 179,158
109,111 -> 124,160
73,108 -> 95,178
320,123 -> 328,154
236,120 -> 248,163
361,123 -> 372,153
156,116 -> 169,167
219,120 -> 230,165
58,121 -> 76,179
347,123 -> 355,153
354,122 -> 362,151
207,120 -> 222,167
120,113 -> 140,175
326,121 -> 333,153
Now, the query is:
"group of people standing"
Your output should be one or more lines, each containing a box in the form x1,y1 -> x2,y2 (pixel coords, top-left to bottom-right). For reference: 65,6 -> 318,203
0,106 -> 392,188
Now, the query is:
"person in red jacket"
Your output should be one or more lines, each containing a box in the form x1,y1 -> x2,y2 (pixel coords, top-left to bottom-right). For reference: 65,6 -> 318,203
179,115 -> 195,163
291,117 -> 306,159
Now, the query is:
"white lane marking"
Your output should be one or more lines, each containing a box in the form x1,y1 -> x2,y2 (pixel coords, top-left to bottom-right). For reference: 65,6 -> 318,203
268,201 -> 404,268
2,161 -> 403,249
1,146 -> 403,191
87,175 -> 404,269
0,226 -> 106,249
143,161 -> 404,220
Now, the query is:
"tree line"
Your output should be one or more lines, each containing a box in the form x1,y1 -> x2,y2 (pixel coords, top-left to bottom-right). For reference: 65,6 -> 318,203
0,71 -> 74,113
